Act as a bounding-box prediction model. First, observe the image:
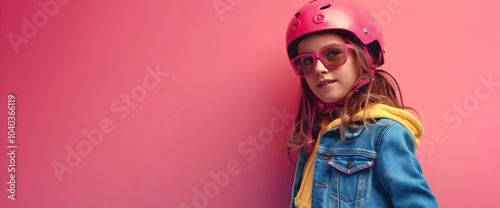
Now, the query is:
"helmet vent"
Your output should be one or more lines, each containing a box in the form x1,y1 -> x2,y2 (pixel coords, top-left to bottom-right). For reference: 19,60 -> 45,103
319,4 -> 331,10
294,12 -> 301,19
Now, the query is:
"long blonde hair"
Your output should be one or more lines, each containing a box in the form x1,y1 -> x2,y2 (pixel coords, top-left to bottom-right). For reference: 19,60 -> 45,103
286,31 -> 416,151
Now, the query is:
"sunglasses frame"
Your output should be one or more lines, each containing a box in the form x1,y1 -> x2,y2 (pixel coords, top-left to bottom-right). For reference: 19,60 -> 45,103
290,43 -> 354,77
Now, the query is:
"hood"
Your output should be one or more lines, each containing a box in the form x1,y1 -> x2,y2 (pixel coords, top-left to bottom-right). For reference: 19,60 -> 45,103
324,104 -> 423,147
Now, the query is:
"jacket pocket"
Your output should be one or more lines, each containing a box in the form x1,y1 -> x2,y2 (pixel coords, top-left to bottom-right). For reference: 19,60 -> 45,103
327,154 -> 375,203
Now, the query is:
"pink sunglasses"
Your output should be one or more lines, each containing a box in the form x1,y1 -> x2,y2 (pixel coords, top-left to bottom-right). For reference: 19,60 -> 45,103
290,43 -> 354,77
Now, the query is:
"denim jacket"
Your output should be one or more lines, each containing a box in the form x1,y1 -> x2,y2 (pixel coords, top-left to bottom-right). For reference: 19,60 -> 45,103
290,118 -> 438,208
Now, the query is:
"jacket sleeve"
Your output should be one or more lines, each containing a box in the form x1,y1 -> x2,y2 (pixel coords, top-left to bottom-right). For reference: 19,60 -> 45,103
374,123 -> 439,208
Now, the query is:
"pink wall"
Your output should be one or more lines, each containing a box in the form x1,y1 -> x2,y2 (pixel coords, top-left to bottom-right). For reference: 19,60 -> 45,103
1,0 -> 499,207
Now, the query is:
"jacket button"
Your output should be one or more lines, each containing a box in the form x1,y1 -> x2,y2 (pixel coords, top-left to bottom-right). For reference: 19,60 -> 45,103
347,161 -> 354,169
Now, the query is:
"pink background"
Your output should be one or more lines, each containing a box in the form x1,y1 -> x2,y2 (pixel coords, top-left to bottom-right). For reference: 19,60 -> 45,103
1,0 -> 499,207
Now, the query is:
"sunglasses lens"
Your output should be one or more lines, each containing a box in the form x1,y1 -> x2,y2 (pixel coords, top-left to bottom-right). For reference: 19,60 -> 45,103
292,55 -> 314,77
291,45 -> 349,77
321,45 -> 347,68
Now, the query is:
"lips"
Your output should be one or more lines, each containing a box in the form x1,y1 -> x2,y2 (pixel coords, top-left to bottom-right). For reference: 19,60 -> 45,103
317,79 -> 337,87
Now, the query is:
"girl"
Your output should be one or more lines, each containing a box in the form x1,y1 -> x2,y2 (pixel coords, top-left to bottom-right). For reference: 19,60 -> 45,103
285,0 -> 438,207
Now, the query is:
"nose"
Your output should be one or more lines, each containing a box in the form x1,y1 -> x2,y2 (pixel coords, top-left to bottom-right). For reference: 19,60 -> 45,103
314,59 -> 328,75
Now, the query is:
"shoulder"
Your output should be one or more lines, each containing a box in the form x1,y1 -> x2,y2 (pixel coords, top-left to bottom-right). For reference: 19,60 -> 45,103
372,118 -> 409,134
361,118 -> 405,139
371,118 -> 416,153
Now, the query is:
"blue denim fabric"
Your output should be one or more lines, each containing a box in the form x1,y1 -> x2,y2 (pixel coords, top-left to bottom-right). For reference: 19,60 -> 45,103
290,119 -> 438,208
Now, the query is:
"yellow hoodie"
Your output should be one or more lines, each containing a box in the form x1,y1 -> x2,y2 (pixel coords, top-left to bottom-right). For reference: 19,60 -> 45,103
294,104 -> 423,208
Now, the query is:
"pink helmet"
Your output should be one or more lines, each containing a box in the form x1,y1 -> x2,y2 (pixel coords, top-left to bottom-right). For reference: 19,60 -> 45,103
286,0 -> 385,67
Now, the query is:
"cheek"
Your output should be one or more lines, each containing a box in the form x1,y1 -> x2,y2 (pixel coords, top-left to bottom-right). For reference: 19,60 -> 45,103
344,60 -> 361,81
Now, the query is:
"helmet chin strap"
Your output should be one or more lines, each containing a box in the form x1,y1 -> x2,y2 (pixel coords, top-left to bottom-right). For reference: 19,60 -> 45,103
316,68 -> 376,112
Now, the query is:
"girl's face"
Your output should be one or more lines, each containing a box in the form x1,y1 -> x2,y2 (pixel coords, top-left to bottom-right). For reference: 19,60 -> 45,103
297,33 -> 361,103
